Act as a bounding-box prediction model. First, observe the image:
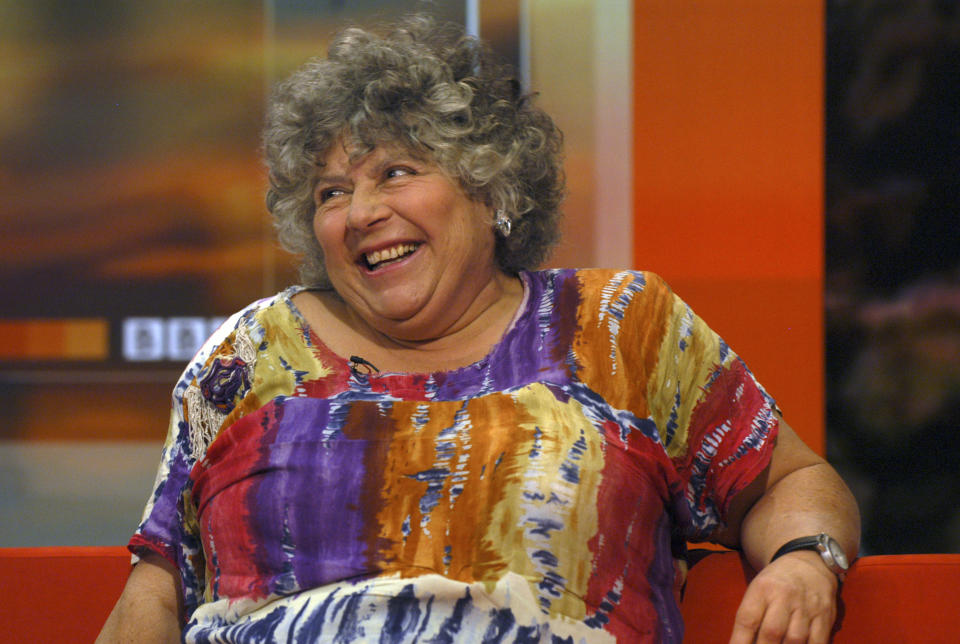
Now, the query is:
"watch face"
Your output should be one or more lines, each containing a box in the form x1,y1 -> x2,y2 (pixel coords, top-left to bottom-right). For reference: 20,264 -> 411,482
826,537 -> 849,569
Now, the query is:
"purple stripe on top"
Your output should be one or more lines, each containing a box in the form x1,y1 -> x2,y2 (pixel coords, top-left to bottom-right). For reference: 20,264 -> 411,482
240,396 -> 389,595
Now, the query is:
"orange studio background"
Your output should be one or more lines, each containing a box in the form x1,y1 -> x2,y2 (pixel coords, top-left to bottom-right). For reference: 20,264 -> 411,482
632,1 -> 825,453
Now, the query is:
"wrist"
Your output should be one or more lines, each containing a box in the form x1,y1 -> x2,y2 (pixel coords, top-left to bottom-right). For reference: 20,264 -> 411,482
770,532 -> 850,581
766,549 -> 841,599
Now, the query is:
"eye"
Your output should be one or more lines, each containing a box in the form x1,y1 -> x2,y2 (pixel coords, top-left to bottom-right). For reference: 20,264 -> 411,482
317,187 -> 346,204
385,166 -> 415,180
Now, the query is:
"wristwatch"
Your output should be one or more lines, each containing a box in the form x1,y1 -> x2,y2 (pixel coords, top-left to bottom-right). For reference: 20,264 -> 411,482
770,533 -> 850,580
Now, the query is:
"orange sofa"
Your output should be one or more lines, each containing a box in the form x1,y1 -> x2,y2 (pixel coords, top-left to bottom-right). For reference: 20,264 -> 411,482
682,551 -> 960,643
1,546 -> 131,643
2,546 -> 958,643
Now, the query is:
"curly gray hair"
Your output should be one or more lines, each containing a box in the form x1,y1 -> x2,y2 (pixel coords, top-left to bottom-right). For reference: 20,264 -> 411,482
263,15 -> 565,288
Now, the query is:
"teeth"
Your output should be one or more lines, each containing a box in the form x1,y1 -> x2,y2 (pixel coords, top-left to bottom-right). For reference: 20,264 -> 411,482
365,243 -> 418,268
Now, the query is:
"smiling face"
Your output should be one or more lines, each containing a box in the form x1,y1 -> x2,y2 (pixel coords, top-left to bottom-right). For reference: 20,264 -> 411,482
312,141 -> 506,342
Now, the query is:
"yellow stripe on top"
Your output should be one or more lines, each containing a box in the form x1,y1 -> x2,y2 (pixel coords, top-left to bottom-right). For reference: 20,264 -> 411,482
369,383 -> 605,621
647,282 -> 740,460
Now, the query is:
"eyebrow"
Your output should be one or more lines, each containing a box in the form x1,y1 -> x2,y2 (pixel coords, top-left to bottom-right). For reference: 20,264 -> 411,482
314,171 -> 350,184
315,153 -> 420,185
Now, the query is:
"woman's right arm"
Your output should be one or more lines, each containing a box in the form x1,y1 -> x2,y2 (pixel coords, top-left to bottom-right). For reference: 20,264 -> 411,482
96,551 -> 183,643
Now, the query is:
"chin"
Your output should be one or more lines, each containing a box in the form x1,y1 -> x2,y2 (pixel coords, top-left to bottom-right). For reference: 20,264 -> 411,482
365,300 -> 427,324
366,287 -> 434,318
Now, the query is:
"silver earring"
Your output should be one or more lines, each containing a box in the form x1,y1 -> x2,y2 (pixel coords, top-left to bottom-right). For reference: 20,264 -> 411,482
494,210 -> 512,237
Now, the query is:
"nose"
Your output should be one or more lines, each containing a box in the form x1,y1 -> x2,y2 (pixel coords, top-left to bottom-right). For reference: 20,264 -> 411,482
345,185 -> 390,231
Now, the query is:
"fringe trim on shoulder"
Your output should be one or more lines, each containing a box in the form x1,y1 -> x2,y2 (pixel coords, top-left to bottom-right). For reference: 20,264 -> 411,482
185,327 -> 258,462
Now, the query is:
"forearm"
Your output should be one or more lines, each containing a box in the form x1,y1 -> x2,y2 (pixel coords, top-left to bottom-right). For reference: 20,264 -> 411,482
739,461 -> 860,573
96,596 -> 181,643
96,555 -> 183,644
721,419 -> 861,643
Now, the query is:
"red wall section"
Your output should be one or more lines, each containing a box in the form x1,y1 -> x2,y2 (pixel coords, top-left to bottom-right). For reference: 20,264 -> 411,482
632,1 -> 825,453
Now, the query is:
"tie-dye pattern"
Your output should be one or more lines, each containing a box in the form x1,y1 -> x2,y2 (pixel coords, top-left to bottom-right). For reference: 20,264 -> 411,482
129,269 -> 778,643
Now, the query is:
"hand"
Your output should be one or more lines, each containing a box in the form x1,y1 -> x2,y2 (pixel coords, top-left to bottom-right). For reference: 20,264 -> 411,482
729,550 -> 839,644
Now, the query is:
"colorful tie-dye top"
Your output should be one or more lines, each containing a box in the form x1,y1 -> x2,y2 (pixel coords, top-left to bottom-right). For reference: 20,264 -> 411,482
130,268 -> 778,643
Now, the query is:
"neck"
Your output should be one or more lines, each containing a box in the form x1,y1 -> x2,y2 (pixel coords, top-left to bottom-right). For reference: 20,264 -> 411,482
346,272 -> 525,371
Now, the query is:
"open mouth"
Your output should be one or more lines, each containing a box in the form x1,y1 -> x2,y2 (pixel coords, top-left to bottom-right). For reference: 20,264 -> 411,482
362,242 -> 421,271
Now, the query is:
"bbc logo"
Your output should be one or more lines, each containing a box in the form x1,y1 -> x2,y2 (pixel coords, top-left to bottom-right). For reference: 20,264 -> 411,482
122,317 -> 226,362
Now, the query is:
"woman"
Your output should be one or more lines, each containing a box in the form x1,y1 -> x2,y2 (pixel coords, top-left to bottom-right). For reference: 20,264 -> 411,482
99,16 -> 859,644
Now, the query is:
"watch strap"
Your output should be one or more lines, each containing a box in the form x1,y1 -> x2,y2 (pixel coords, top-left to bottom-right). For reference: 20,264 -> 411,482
770,533 -> 849,581
771,535 -> 821,563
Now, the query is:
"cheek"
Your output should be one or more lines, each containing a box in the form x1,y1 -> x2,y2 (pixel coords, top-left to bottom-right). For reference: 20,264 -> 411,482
312,213 -> 343,256
430,193 -> 488,241
459,206 -> 496,254
312,216 -> 354,282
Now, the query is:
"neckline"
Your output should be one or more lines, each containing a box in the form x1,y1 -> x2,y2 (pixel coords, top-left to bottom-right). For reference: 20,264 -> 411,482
282,271 -> 534,379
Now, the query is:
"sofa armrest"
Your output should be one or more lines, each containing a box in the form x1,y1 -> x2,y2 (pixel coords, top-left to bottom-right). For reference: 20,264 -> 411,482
0,546 -> 131,643
681,551 -> 960,643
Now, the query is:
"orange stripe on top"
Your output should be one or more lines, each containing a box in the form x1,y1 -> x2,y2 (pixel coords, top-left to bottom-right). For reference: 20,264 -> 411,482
0,319 -> 109,360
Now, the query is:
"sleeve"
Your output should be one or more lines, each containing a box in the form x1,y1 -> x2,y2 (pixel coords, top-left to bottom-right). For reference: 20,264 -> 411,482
640,272 -> 780,541
127,368 -> 207,618
127,305 -> 260,618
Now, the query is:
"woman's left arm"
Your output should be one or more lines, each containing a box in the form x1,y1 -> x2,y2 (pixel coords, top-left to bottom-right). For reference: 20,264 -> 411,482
715,417 -> 861,644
